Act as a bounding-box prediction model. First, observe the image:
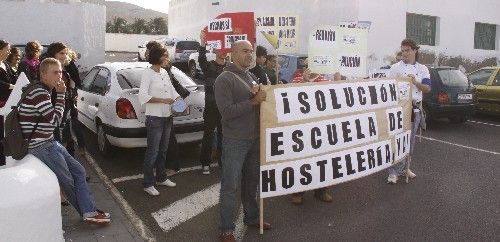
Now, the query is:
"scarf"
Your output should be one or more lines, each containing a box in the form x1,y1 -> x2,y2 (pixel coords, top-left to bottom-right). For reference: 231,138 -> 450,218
21,56 -> 40,72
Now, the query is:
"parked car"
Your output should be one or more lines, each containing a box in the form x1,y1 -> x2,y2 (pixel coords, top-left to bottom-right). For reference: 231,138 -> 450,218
188,50 -> 216,78
423,66 -> 477,123
278,54 -> 307,83
77,62 -> 205,154
467,66 -> 500,115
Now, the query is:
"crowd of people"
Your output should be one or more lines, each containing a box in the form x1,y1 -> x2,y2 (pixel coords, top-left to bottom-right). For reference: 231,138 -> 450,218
0,33 -> 430,241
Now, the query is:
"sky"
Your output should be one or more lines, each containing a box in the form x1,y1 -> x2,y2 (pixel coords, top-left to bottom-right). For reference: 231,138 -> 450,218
106,0 -> 170,14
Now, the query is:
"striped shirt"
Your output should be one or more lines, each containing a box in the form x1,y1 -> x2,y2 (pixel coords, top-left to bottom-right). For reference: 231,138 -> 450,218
19,85 -> 65,149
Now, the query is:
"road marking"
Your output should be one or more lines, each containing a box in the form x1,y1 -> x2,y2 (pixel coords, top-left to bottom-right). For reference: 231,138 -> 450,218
84,152 -> 156,241
112,163 -> 220,183
234,207 -> 247,242
468,120 -> 500,127
152,183 -> 221,232
417,135 -> 500,155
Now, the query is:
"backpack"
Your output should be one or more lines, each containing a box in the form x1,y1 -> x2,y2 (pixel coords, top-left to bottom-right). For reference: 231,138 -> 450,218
3,83 -> 43,160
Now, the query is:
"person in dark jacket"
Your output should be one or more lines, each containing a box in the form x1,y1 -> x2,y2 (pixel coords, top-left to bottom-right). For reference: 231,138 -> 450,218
249,45 -> 270,85
44,42 -> 86,156
6,47 -> 22,76
198,30 -> 227,175
263,55 -> 278,85
144,40 -> 190,176
0,40 -> 17,166
18,41 -> 42,82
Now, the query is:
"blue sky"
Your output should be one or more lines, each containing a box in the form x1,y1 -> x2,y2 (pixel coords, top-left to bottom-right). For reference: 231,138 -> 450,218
106,0 -> 170,14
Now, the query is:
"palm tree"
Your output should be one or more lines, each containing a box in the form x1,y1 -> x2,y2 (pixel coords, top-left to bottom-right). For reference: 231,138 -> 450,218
148,17 -> 168,35
131,18 -> 149,34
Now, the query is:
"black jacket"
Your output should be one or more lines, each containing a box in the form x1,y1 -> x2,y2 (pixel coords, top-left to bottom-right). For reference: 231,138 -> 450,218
249,64 -> 269,85
164,66 -> 190,99
198,46 -> 225,102
0,61 -> 17,101
65,60 -> 82,89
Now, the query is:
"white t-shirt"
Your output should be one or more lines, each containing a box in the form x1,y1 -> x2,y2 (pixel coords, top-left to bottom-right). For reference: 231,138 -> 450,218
389,61 -> 430,102
139,68 -> 180,117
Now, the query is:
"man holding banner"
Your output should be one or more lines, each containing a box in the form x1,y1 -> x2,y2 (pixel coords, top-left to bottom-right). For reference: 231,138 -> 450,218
214,40 -> 271,241
386,38 -> 431,184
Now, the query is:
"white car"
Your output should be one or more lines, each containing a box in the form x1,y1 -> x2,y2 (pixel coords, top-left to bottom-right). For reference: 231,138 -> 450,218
77,62 -> 205,155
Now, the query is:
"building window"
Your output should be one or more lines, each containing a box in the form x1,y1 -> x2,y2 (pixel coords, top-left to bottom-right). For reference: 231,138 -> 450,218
474,22 -> 496,50
406,13 -> 437,46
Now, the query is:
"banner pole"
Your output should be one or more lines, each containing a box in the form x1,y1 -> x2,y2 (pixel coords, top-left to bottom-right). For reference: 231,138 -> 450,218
406,154 -> 412,184
275,50 -> 280,84
259,198 -> 264,234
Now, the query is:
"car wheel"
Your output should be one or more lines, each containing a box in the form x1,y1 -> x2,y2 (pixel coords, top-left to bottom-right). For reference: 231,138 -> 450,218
97,123 -> 112,156
137,52 -> 143,62
449,115 -> 468,123
423,106 -> 433,124
189,61 -> 198,79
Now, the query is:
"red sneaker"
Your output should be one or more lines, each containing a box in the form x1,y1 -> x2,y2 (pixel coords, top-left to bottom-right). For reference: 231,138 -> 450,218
83,210 -> 111,224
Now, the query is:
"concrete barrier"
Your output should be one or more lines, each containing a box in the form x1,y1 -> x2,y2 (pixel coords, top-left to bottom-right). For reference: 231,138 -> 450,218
105,33 -> 168,52
0,156 -> 63,242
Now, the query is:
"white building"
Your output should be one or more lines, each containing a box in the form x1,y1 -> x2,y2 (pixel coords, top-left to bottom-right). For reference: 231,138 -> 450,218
168,0 -> 500,70
0,0 -> 106,73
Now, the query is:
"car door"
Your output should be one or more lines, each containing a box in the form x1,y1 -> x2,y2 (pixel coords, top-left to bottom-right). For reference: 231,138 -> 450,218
86,68 -> 111,128
468,68 -> 495,112
77,68 -> 99,132
483,69 -> 500,114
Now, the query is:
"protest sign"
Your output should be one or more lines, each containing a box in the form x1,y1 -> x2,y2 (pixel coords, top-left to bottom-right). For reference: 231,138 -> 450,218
308,25 -> 368,77
259,78 -> 413,198
256,15 -> 299,53
205,12 -> 256,52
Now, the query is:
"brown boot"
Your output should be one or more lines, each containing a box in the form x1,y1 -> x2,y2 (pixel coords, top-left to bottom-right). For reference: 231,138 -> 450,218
219,231 -> 235,242
314,191 -> 333,203
290,193 -> 304,205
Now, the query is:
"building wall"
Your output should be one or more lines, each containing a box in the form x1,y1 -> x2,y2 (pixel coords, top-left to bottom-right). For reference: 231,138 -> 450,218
170,0 -> 500,71
169,0 -> 359,54
105,33 -> 168,52
0,0 -> 105,73
359,0 -> 500,69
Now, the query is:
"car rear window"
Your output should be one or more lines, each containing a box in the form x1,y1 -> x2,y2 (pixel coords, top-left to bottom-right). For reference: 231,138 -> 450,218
117,67 -> 196,89
176,41 -> 200,50
437,69 -> 469,87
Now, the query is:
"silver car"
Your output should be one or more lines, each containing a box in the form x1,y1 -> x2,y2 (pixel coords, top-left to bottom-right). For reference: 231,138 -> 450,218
77,62 -> 205,155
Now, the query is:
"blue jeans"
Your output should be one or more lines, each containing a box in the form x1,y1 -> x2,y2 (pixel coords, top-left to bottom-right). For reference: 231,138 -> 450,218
219,137 -> 260,232
29,140 -> 97,217
143,116 -> 172,188
388,111 -> 422,176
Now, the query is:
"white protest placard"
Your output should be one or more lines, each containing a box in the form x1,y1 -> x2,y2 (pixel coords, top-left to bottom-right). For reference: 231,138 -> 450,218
256,15 -> 299,53
308,26 -> 368,77
259,78 -> 413,198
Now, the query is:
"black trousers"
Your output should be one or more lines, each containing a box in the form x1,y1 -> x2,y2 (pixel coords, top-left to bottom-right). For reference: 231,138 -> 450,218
199,101 -> 222,166
0,117 -> 4,166
165,127 -> 180,171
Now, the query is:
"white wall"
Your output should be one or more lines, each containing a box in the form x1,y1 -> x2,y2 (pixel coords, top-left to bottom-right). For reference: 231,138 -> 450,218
359,0 -> 500,69
169,0 -> 500,70
105,33 -> 168,52
169,0 -> 359,55
0,1 -> 105,73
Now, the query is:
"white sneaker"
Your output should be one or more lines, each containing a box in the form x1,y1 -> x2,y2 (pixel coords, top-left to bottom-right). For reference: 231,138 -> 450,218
387,174 -> 398,184
144,186 -> 160,196
405,170 -> 417,179
157,179 -> 176,187
202,166 -> 210,175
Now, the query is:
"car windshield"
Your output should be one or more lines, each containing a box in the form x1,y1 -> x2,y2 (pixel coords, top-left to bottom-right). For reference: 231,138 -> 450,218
437,69 -> 469,87
177,41 -> 199,50
117,67 -> 196,89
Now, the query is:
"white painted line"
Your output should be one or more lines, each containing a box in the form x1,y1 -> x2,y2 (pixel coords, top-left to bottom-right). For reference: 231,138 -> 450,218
84,152 -> 156,241
112,163 -> 220,184
468,120 -> 500,128
152,183 -> 221,232
234,206 -> 247,242
417,135 -> 500,155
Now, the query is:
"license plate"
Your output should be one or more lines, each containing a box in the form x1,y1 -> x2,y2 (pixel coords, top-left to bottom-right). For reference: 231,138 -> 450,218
457,94 -> 472,100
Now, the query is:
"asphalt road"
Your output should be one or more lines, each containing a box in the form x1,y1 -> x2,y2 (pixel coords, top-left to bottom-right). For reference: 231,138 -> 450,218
80,113 -> 500,242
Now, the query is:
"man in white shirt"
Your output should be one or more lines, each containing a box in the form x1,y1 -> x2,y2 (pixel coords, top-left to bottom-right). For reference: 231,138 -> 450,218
387,38 -> 432,184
